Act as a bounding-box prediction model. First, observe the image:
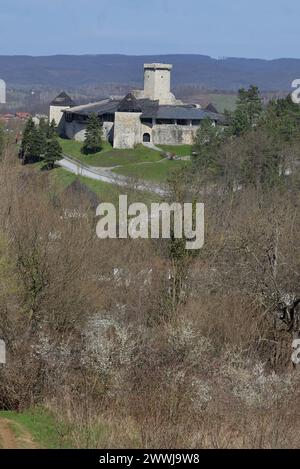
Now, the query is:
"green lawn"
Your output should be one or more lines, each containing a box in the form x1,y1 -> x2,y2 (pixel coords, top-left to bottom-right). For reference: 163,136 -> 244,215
59,138 -> 162,167
58,137 -> 112,163
113,159 -> 190,183
158,144 -> 192,156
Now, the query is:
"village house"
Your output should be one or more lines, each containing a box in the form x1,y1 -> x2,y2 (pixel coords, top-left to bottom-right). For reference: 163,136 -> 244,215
49,63 -> 225,149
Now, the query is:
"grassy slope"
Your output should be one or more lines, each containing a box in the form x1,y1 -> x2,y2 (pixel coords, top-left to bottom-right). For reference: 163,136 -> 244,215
47,167 -> 160,205
113,159 -> 189,183
158,144 -> 192,156
58,137 -> 192,184
59,138 -> 162,167
0,408 -> 72,449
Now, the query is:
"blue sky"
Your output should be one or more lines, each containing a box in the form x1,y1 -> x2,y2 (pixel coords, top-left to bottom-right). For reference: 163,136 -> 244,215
0,0 -> 299,58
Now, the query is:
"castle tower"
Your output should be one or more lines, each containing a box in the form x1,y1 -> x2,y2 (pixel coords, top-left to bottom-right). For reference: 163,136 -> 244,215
49,91 -> 75,128
143,63 -> 176,105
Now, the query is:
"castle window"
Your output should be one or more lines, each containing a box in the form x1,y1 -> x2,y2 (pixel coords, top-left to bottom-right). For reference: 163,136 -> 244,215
177,119 -> 189,126
192,120 -> 201,126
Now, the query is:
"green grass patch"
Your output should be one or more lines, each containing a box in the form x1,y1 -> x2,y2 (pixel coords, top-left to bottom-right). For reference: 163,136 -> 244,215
113,159 -> 190,183
79,175 -> 161,205
44,166 -> 161,205
58,137 -> 112,163
59,138 -> 162,167
0,407 -> 73,449
49,167 -> 77,192
93,145 -> 162,167
158,144 -> 192,157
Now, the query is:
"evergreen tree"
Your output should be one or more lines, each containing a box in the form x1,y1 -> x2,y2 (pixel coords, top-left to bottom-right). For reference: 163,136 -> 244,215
44,137 -> 62,170
21,117 -> 41,162
262,95 -> 300,143
82,113 -> 103,154
229,85 -> 263,136
39,117 -> 49,136
35,125 -> 48,158
47,119 -> 57,139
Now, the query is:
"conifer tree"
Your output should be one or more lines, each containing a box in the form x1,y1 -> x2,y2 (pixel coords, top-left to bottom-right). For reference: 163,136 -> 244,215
44,137 -> 62,170
47,119 -> 57,139
229,85 -> 263,136
82,113 -> 103,154
21,117 -> 41,163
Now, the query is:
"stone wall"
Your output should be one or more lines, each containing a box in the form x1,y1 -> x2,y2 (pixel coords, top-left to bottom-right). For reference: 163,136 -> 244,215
113,112 -> 142,149
152,124 -> 197,145
62,116 -> 198,148
63,119 -> 114,143
49,105 -> 71,131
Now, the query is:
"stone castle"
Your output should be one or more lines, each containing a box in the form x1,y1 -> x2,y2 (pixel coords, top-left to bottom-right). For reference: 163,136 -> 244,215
49,63 -> 224,149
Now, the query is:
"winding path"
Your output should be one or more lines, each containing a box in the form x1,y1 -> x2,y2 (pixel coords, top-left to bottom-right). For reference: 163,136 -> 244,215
57,154 -> 167,196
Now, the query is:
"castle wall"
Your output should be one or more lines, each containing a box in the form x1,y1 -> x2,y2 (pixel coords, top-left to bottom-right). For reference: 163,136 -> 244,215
63,120 -> 198,147
113,112 -> 142,149
152,124 -> 197,145
49,105 -> 71,131
63,119 -> 114,143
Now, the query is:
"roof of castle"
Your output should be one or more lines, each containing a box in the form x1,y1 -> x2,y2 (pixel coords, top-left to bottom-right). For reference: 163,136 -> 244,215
50,91 -> 75,107
63,94 -> 225,123
118,93 -> 142,113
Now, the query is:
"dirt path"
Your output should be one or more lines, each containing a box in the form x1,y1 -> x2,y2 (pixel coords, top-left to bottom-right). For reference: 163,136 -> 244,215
0,418 -> 37,449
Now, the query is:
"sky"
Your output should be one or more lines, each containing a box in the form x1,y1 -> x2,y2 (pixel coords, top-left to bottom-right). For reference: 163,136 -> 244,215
0,0 -> 299,59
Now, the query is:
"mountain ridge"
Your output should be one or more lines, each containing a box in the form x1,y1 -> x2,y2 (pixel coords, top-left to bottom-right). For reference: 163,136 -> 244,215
0,54 -> 299,91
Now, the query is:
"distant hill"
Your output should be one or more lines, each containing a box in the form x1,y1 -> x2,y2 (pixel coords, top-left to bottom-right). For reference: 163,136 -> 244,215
0,54 -> 299,91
